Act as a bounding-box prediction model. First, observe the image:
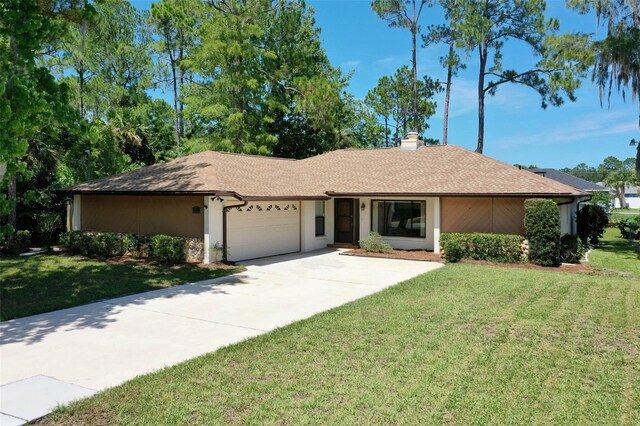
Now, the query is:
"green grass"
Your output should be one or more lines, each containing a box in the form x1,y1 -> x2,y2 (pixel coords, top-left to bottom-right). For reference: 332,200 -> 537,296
0,254 -> 241,321
609,208 -> 640,223
42,264 -> 639,425
589,228 -> 640,277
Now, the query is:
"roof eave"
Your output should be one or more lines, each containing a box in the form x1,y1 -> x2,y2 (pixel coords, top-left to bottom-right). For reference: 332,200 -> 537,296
55,188 -> 330,201
325,191 -> 584,198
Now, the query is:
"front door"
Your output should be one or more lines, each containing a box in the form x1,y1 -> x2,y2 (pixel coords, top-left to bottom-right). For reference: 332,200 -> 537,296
335,198 -> 354,244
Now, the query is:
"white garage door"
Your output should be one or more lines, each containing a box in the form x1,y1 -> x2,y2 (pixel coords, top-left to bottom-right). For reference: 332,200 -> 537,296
227,201 -> 300,261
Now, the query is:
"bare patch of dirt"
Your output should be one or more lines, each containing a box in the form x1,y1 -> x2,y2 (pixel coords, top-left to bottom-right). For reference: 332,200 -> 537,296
340,248 -> 443,262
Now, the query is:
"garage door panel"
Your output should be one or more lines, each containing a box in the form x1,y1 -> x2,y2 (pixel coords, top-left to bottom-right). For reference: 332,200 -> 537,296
228,202 -> 300,261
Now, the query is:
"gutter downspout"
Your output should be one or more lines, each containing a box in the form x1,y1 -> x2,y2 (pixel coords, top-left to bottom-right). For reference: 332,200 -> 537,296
222,199 -> 248,264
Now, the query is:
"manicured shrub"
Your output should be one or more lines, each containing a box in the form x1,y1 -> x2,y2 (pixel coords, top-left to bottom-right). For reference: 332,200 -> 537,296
150,234 -> 185,264
577,204 -> 608,245
442,238 -> 463,262
440,233 -> 524,263
618,217 -> 640,240
60,230 -> 83,254
525,199 -> 561,267
1,230 -> 31,254
560,234 -> 586,264
122,233 -> 152,258
77,232 -> 99,257
359,232 -> 392,253
96,233 -> 124,257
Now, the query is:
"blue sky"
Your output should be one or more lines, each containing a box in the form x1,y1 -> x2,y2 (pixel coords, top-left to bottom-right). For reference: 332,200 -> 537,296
134,0 -> 639,168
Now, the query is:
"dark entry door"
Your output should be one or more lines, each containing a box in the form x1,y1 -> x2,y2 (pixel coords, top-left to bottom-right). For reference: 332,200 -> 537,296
335,198 -> 354,244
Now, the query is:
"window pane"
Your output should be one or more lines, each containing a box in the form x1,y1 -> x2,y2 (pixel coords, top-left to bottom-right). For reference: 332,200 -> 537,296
411,201 -> 426,237
386,201 -> 412,237
315,216 -> 325,236
371,200 -> 426,238
315,201 -> 325,236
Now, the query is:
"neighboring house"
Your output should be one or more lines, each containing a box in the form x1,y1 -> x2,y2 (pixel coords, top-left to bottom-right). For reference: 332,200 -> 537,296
528,168 -> 608,223
529,168 -> 608,193
61,134 -> 584,263
609,184 -> 640,209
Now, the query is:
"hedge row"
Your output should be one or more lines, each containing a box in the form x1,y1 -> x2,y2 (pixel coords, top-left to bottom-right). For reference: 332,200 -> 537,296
440,233 -> 524,263
60,231 -> 186,264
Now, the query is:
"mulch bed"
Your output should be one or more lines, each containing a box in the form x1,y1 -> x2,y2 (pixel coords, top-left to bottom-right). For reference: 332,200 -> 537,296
341,248 -> 443,262
459,259 -> 593,273
341,248 -> 594,273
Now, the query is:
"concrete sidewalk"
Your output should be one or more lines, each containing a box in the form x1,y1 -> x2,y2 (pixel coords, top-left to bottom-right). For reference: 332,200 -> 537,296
0,250 -> 442,423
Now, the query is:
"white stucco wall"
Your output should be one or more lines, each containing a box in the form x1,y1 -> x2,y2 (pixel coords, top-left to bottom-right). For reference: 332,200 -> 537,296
301,199 -> 334,252
356,197 -> 438,251
72,195 -> 82,231
203,196 -> 224,264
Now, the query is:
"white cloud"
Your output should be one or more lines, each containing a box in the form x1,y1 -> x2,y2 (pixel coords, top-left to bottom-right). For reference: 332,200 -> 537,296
342,60 -> 360,69
491,111 -> 637,148
432,78 -> 533,119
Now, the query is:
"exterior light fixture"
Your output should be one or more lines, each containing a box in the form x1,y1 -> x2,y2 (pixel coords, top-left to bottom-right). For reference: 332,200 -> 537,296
360,202 -> 366,211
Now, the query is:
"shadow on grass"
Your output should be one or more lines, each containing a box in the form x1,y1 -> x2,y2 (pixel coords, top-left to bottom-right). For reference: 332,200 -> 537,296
0,255 -> 248,345
597,237 -> 640,260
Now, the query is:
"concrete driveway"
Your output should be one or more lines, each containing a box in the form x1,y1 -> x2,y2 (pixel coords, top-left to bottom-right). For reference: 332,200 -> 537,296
0,250 -> 442,424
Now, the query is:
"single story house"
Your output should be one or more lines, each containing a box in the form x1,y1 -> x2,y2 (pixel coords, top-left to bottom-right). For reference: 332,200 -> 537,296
61,134 -> 584,263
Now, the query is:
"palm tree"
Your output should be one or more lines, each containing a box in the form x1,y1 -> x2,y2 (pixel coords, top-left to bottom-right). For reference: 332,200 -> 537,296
605,169 -> 637,208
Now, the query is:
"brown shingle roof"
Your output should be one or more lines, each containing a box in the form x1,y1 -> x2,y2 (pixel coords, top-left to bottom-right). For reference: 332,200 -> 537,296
64,145 -> 584,198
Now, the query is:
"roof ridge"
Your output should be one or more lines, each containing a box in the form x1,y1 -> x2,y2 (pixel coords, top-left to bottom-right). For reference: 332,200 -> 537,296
210,150 -> 297,161
449,145 -> 585,194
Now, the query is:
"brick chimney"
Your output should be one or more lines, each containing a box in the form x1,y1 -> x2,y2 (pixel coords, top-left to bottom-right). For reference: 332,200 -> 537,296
400,132 -> 424,151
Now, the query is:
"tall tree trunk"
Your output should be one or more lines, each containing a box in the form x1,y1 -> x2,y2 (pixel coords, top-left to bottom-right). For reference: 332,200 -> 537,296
635,141 -> 639,177
178,67 -> 185,138
78,20 -> 87,118
384,115 -> 389,147
171,60 -> 180,147
476,45 -> 487,154
8,176 -> 17,231
78,68 -> 85,118
617,185 -> 627,208
442,41 -> 454,145
411,0 -> 419,133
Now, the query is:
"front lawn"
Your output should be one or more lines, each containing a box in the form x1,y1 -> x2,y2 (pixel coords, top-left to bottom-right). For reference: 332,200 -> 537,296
0,254 -> 241,321
589,228 -> 640,276
42,264 -> 639,425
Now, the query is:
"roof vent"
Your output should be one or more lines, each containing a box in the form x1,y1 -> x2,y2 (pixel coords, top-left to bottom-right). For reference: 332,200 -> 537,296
400,132 -> 424,151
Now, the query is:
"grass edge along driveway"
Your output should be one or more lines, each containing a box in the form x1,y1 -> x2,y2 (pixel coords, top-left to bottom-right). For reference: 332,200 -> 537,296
0,254 -> 242,321
41,263 -> 639,425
